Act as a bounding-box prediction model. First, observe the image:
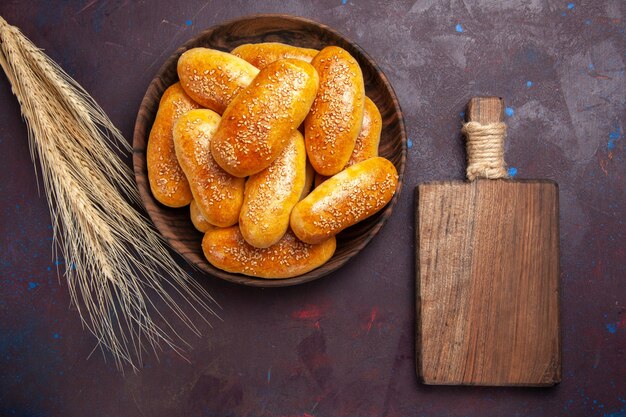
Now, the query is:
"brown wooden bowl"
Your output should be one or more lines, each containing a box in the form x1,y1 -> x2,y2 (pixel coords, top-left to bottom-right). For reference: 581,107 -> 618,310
133,14 -> 407,287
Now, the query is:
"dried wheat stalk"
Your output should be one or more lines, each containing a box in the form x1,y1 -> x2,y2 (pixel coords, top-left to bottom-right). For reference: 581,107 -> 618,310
0,16 -> 218,371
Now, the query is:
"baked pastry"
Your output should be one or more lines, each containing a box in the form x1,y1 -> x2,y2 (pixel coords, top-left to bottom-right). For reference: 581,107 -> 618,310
231,42 -> 318,69
202,227 -> 336,278
190,199 -> 215,233
290,157 -> 398,244
314,96 -> 382,187
300,160 -> 315,200
239,131 -> 307,248
177,48 -> 259,114
346,96 -> 382,167
146,82 -> 199,207
211,59 -> 319,177
305,46 -> 365,176
173,109 -> 245,227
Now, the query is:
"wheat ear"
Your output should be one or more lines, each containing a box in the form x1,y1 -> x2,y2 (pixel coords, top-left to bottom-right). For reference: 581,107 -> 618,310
0,16 -> 219,371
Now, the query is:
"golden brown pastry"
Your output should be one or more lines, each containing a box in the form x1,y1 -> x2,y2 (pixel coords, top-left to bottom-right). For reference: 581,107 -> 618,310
202,227 -> 336,279
346,96 -> 382,166
305,46 -> 365,176
146,82 -> 199,207
231,42 -> 319,69
300,160 -> 315,200
290,157 -> 398,244
239,131 -> 307,248
190,200 -> 215,233
177,48 -> 259,114
173,109 -> 245,227
211,59 -> 319,177
312,97 -> 382,188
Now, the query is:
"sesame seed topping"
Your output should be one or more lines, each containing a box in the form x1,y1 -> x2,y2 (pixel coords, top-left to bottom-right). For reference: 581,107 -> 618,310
307,48 -> 364,173
215,229 -> 319,276
213,60 -> 313,175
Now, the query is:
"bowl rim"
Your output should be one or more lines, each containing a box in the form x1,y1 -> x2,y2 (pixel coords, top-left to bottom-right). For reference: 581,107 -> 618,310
133,13 -> 407,287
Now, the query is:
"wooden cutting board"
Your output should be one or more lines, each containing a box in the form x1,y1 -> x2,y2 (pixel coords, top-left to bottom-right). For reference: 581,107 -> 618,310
416,97 -> 561,386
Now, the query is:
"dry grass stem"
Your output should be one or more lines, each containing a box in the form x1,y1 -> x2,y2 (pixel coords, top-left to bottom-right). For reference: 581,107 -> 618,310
0,16 -> 218,371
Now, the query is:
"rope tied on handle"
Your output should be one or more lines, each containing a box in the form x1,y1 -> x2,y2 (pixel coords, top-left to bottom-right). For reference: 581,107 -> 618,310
461,121 -> 509,181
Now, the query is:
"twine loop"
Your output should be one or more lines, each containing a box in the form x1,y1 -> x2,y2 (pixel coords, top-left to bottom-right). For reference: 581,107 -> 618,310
461,121 -> 508,181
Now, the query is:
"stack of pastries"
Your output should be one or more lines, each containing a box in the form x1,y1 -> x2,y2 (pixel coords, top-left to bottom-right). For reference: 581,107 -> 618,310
147,42 -> 398,279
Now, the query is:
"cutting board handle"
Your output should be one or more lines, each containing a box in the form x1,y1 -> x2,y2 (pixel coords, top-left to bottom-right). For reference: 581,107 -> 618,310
462,97 -> 509,180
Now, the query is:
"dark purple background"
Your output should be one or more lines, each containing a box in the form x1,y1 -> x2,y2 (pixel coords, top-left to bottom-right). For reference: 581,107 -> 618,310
0,1 -> 624,416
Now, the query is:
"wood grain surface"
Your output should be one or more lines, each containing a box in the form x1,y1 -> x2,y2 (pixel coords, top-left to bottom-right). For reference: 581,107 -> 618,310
133,15 -> 407,287
416,97 -> 561,386
417,179 -> 561,386
467,96 -> 504,125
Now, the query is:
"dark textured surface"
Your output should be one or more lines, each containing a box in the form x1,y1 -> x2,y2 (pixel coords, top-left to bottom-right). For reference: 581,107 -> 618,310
0,1 -> 624,416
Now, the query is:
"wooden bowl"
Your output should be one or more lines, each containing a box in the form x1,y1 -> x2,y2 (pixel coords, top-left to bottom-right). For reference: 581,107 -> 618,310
133,14 -> 407,287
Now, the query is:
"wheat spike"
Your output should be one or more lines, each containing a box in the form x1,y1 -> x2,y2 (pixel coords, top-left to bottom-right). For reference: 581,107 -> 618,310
0,16 -> 219,371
